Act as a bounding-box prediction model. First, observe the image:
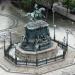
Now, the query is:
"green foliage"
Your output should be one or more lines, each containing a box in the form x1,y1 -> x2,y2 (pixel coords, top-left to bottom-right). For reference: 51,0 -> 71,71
63,0 -> 75,9
20,0 -> 34,12
63,0 -> 71,8
21,0 -> 32,5
70,0 -> 75,9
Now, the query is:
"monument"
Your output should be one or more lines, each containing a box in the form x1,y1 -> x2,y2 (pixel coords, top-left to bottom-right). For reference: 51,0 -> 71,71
15,20 -> 58,66
4,4 -> 67,67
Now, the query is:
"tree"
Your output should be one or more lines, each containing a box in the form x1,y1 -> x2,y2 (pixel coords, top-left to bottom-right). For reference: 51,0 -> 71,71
63,0 -> 71,12
11,0 -> 34,12
21,0 -> 34,12
70,0 -> 75,9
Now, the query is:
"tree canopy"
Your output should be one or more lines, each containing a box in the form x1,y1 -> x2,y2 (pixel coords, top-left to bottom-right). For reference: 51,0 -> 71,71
63,0 -> 75,9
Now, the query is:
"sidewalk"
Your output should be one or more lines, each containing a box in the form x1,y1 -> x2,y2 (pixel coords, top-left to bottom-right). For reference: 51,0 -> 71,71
53,3 -> 75,22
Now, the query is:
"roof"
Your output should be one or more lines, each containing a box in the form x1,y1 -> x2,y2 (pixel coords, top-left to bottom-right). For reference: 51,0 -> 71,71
26,20 -> 49,30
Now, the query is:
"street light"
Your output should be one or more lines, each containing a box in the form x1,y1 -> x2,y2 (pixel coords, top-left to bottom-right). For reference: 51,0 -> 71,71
52,7 -> 55,25
63,36 -> 66,45
9,32 -> 12,45
3,34 -> 6,56
54,24 -> 56,41
52,3 -> 57,41
52,3 -> 57,25
66,29 -> 69,46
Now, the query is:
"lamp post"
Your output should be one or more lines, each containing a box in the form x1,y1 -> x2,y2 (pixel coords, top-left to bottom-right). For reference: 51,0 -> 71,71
52,7 -> 55,25
35,39 -> 38,66
15,46 -> 17,65
3,34 -> 6,56
9,32 -> 12,45
52,4 -> 56,41
63,37 -> 65,44
63,30 -> 69,58
54,25 -> 56,41
45,9 -> 48,22
66,29 -> 69,46
4,38 -> 6,56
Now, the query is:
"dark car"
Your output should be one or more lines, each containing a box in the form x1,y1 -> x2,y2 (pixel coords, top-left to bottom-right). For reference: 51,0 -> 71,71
70,8 -> 75,14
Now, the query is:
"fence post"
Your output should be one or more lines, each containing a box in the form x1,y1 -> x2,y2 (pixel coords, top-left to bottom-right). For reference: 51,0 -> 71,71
15,57 -> 17,65
9,32 -> 12,45
26,58 -> 28,66
4,38 -> 6,56
46,59 -> 47,64
63,50 -> 65,59
58,41 -> 60,46
55,56 -> 56,61
36,58 -> 38,67
63,46 -> 67,59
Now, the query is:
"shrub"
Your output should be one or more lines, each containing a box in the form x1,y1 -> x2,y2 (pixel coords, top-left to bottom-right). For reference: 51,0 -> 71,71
21,0 -> 32,11
70,0 -> 75,9
63,0 -> 71,8
12,0 -> 34,12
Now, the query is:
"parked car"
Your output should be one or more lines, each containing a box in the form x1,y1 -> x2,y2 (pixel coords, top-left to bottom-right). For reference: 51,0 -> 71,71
70,8 -> 75,14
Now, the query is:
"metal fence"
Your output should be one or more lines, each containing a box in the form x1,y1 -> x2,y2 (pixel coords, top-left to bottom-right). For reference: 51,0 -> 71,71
14,54 -> 63,66
4,39 -> 68,66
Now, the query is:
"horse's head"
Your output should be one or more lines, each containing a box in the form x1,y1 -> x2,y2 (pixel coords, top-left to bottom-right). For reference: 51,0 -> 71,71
39,8 -> 45,13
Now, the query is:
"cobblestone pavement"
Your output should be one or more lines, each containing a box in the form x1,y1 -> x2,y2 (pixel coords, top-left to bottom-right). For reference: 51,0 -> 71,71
0,1 -> 75,75
0,1 -> 28,32
0,43 -> 75,75
0,3 -> 18,31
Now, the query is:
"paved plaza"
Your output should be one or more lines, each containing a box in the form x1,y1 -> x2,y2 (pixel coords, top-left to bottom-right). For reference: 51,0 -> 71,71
0,41 -> 75,75
0,1 -> 75,75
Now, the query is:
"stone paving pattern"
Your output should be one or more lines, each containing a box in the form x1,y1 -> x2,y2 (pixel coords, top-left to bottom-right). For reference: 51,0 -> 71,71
0,1 -> 75,75
0,45 -> 75,75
